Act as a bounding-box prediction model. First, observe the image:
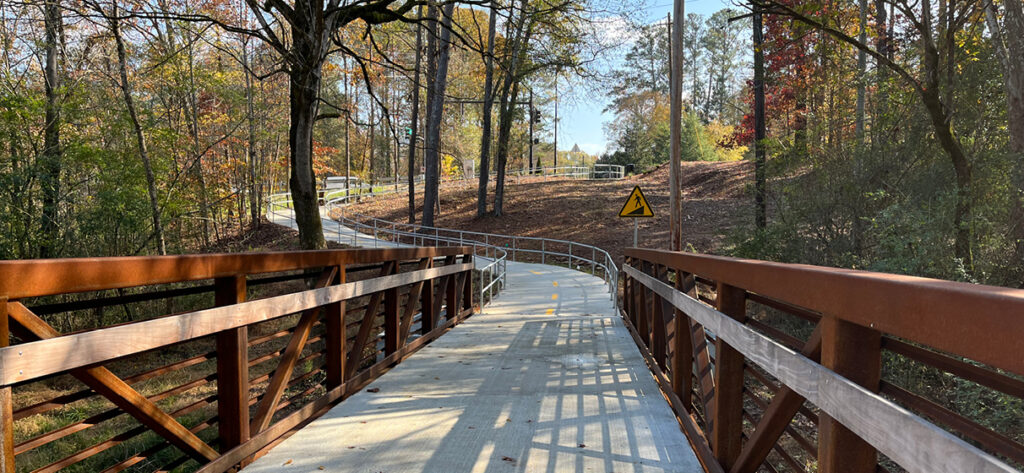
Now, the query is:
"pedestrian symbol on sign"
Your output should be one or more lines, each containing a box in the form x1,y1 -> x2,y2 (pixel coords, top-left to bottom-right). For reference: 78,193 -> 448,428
618,186 -> 654,218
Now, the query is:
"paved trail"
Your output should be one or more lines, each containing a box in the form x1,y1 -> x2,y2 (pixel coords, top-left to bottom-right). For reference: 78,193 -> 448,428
255,209 -> 701,472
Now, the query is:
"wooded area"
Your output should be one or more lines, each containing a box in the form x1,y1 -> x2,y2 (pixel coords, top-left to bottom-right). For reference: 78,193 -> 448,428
597,0 -> 1024,287
0,0 -> 616,257
1,0 -> 1022,287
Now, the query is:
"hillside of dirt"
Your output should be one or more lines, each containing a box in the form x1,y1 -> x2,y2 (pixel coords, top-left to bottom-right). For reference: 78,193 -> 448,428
343,161 -> 754,259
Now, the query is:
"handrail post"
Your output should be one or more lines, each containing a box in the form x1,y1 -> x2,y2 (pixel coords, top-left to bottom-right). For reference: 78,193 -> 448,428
214,275 -> 250,454
671,271 -> 694,410
712,282 -> 747,469
819,316 -> 881,473
446,260 -> 459,321
463,254 -> 474,314
420,258 -> 436,335
652,275 -> 668,370
326,265 -> 347,389
542,240 -> 546,264
384,261 -> 400,356
1,297 -> 15,473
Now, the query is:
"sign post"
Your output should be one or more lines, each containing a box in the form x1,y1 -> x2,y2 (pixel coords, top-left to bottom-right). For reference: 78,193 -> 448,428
618,186 -> 655,247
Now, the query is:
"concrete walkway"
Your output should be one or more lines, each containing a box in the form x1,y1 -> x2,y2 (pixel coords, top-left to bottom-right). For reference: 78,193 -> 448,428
258,206 -> 701,472
246,260 -> 701,472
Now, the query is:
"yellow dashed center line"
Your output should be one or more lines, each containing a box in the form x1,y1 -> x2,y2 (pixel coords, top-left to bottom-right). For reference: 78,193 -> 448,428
552,281 -> 558,287
545,308 -> 554,314
551,294 -> 558,300
529,270 -> 543,275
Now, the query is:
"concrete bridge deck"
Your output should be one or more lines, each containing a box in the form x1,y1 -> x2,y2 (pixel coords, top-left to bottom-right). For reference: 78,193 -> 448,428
245,261 -> 701,473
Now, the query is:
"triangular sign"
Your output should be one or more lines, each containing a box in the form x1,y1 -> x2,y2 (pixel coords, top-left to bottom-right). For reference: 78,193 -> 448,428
618,186 -> 654,218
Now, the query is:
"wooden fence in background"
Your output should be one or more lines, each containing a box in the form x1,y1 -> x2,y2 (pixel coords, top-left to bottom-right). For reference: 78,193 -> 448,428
0,247 -> 474,473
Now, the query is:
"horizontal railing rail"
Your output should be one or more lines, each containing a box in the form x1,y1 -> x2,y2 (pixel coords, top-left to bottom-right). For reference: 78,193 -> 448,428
0,247 -> 475,473
329,205 -> 619,308
267,193 -> 511,307
621,248 -> 1024,473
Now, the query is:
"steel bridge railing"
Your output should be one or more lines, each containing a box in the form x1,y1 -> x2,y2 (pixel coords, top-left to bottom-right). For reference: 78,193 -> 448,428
326,202 -> 619,309
269,164 -> 626,208
268,194 -> 510,308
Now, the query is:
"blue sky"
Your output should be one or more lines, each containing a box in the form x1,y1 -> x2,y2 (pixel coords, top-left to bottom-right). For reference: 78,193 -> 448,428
560,0 -> 735,156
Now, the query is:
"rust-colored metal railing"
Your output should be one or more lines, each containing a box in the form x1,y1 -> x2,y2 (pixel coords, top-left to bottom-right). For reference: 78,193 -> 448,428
622,248 -> 1024,473
0,247 -> 474,473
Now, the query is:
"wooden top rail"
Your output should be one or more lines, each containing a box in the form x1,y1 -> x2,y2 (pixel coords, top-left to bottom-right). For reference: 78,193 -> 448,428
0,247 -> 470,299
622,261 -> 1018,473
0,261 -> 470,386
1,247 -> 478,473
625,248 -> 1024,377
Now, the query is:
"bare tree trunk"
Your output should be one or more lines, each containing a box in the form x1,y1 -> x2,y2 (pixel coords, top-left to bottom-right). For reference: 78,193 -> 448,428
753,8 -> 766,230
492,3 -> 532,217
855,0 -> 867,144
243,36 -> 260,227
921,0 -> 973,267
986,0 -> 1024,284
287,4 -> 327,250
407,5 -> 424,223
39,0 -> 62,258
185,36 -> 211,246
422,3 -> 455,227
110,9 -> 167,255
476,5 -> 497,217
493,80 -> 520,217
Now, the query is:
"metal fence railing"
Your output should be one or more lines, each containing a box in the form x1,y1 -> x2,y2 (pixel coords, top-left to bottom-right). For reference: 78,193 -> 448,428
267,165 -> 621,309
327,205 -> 618,309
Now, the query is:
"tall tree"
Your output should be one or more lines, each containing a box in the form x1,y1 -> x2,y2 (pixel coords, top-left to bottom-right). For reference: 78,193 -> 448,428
407,5 -> 424,223
191,0 -> 482,249
476,3 -> 498,217
423,3 -> 456,227
759,0 -> 982,266
108,4 -> 167,255
986,0 -> 1024,284
39,0 -> 62,258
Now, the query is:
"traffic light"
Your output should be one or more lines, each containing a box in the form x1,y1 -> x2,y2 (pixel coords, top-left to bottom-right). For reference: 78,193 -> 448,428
531,109 -> 541,124
405,127 -> 413,137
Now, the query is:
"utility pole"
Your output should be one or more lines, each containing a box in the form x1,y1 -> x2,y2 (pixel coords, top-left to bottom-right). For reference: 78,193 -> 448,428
529,89 -> 535,174
669,5 -> 684,251
553,73 -> 558,168
753,5 -> 767,229
343,56 -> 351,198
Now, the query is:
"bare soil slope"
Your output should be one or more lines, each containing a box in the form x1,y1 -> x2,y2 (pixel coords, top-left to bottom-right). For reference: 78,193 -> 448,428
345,161 -> 753,258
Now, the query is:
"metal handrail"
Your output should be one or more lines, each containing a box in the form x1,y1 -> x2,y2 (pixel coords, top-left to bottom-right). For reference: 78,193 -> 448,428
267,195 -> 509,307
267,172 -> 621,309
328,203 -> 618,308
269,164 -> 626,206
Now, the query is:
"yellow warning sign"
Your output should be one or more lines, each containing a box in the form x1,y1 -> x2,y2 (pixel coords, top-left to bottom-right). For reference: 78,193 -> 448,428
618,186 -> 654,218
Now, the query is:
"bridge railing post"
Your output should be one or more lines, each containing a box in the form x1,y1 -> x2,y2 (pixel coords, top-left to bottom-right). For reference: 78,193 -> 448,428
712,282 -> 747,470
671,271 -> 694,411
421,259 -> 436,335
818,316 -> 881,473
384,260 -> 400,356
326,265 -> 347,389
463,255 -> 473,313
1,297 -> 14,473
214,275 -> 250,455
